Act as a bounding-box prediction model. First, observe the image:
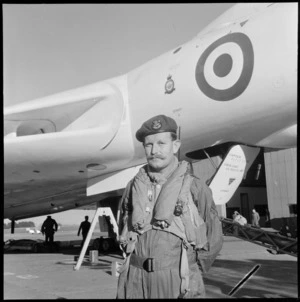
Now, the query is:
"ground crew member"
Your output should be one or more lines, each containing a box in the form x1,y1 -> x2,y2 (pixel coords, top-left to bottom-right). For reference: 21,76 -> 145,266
251,209 -> 260,227
77,216 -> 91,247
41,216 -> 58,243
232,211 -> 239,220
233,211 -> 247,226
116,115 -> 223,299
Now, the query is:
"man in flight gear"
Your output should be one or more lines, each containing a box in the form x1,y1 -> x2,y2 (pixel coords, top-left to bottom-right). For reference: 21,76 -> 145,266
41,215 -> 58,243
77,216 -> 91,247
116,114 -> 223,299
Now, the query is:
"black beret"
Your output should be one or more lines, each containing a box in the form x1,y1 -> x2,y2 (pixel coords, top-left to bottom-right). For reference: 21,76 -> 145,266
136,114 -> 178,142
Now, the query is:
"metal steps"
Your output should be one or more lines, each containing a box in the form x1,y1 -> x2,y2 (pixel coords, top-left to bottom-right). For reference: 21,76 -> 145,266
221,218 -> 297,257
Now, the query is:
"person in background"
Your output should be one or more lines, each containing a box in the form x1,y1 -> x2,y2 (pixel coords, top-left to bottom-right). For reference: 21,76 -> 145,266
41,216 -> 58,243
232,211 -> 239,220
233,211 -> 247,226
251,209 -> 260,228
265,208 -> 271,227
77,216 -> 91,247
116,114 -> 223,299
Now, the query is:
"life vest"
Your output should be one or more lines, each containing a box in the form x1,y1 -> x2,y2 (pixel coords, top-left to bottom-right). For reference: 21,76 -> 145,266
120,171 -> 208,253
152,173 -> 207,250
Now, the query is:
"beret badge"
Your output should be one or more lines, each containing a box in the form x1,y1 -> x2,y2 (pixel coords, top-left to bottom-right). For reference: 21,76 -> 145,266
152,120 -> 162,130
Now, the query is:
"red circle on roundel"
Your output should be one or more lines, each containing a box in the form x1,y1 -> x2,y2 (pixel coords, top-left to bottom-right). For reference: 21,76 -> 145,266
195,32 -> 254,101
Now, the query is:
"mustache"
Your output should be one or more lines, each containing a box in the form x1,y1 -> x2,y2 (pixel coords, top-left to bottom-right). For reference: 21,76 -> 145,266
148,155 -> 165,160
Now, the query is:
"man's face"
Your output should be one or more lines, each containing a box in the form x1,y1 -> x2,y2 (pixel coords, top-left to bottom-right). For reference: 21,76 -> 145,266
143,132 -> 181,172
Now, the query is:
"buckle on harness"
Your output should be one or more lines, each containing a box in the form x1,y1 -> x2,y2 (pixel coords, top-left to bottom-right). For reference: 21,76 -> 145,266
143,258 -> 154,272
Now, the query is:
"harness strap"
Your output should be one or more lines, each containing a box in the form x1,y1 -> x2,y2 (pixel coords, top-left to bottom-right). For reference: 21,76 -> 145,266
180,241 -> 190,296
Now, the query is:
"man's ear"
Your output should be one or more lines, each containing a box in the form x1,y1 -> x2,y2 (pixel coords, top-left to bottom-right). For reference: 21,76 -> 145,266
173,139 -> 181,154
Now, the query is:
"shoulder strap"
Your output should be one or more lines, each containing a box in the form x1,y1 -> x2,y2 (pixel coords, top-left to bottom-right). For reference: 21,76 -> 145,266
178,173 -> 194,204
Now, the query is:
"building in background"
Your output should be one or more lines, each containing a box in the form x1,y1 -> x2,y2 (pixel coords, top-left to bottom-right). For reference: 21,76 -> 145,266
190,146 -> 297,235
264,148 -> 297,236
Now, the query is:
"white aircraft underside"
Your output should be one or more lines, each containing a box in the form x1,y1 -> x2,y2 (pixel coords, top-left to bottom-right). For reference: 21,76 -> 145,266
4,3 -> 297,220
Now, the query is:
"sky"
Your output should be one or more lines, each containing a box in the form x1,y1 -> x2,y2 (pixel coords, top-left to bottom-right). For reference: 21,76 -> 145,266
3,3 -> 234,107
3,3 -> 234,226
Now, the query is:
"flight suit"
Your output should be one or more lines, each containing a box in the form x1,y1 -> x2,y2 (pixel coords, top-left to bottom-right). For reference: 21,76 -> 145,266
116,161 -> 223,299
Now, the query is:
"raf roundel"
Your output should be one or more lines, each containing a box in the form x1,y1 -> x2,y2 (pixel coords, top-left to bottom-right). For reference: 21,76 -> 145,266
195,32 -> 254,101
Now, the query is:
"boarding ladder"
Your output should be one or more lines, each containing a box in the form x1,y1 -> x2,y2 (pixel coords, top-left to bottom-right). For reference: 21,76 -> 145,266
221,218 -> 297,257
73,207 -> 121,270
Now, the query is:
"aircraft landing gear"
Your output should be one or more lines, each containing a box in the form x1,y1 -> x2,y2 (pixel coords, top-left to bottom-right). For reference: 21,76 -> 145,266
11,219 -> 15,234
93,237 -> 117,253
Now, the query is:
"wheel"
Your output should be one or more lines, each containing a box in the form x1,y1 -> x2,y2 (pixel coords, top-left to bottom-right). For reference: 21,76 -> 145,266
100,239 -> 111,252
92,238 -> 100,250
32,244 -> 39,253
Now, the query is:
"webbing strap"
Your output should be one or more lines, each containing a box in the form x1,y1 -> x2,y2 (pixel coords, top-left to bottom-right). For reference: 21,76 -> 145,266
180,241 -> 190,295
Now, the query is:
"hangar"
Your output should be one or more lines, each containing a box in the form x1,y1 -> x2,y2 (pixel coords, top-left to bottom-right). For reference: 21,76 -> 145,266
191,147 -> 297,234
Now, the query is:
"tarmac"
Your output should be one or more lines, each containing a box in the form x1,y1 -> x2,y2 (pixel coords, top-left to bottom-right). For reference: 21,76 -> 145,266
4,233 -> 298,299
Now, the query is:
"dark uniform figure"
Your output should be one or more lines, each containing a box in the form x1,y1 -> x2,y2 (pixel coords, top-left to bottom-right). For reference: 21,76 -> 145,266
41,216 -> 58,243
77,216 -> 91,247
116,115 -> 223,299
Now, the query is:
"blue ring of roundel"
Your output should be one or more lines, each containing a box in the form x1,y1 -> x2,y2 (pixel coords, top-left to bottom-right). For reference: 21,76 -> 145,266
195,32 -> 254,101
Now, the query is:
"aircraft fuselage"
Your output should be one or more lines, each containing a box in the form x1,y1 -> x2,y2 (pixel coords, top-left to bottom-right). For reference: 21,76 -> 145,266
4,3 -> 297,220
